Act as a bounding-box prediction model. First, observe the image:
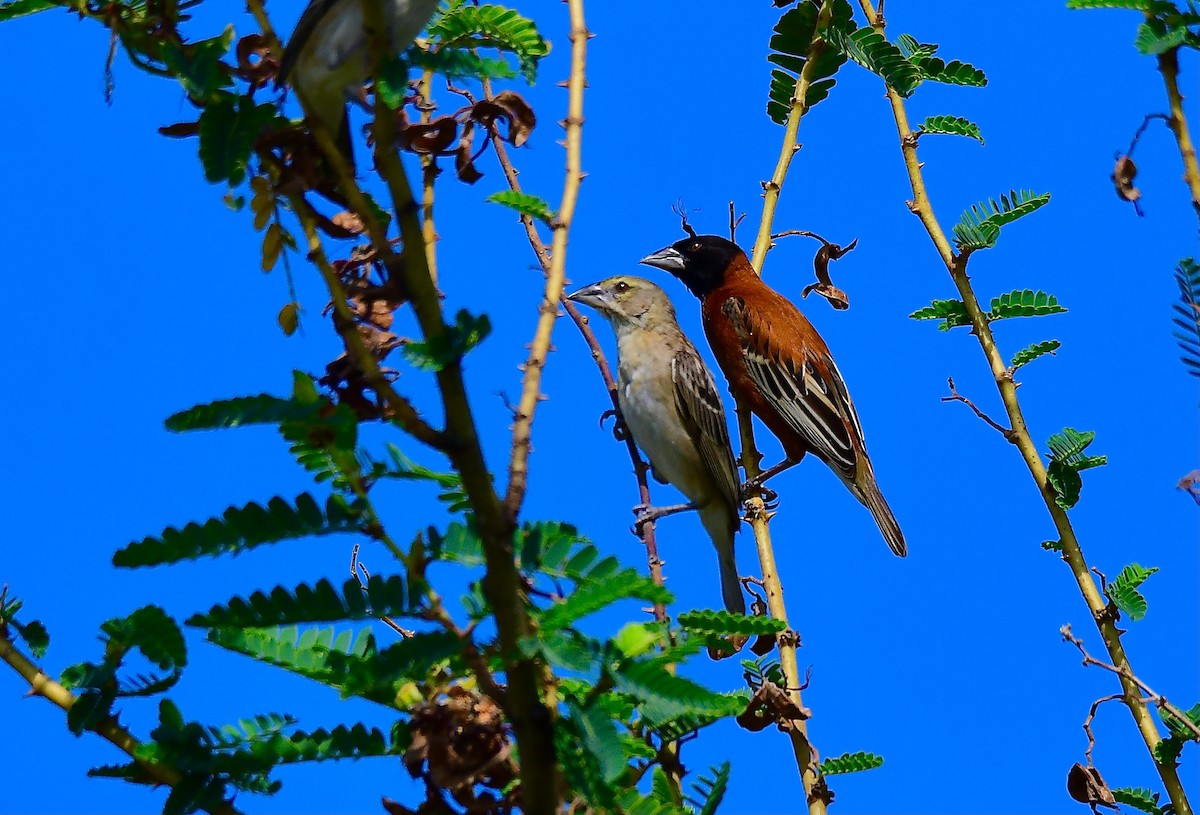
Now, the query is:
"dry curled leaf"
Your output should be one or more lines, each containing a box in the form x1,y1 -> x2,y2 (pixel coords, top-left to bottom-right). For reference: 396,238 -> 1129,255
1178,469 -> 1200,504
735,682 -> 811,732
1112,155 -> 1143,216
235,33 -> 277,85
706,634 -> 749,660
1067,763 -> 1118,813
331,210 -> 365,236
404,687 -> 515,794
801,282 -> 850,310
455,121 -> 484,185
473,90 -> 537,147
401,116 -> 459,155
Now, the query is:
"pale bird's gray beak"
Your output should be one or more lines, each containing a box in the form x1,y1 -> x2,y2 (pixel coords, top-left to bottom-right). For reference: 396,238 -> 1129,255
566,283 -> 608,311
639,246 -> 686,274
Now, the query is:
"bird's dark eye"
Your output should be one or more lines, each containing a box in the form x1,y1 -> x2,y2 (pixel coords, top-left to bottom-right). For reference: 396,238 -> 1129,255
689,241 -> 703,253
614,281 -> 630,293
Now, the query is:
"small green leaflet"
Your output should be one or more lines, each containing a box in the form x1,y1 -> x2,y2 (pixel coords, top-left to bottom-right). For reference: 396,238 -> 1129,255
1105,563 -> 1158,621
1010,340 -> 1061,370
402,310 -> 491,372
918,115 -> 984,144
486,190 -> 555,224
908,298 -> 971,331
820,751 -> 884,775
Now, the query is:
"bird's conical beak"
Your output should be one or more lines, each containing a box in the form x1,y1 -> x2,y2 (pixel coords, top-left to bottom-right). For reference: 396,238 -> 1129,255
639,246 -> 686,274
566,282 -> 608,311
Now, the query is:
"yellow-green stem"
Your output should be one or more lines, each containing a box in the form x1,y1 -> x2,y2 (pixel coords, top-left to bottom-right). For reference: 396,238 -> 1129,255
1156,47 -> 1200,222
857,3 -> 1192,813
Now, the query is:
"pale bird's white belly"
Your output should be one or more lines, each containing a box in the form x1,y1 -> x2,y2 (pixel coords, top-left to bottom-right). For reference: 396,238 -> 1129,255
618,367 -> 709,506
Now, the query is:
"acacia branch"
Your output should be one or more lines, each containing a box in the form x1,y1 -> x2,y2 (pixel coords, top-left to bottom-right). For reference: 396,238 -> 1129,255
749,0 -> 835,273
739,4 -> 836,811
502,1 -> 590,517
1156,47 -> 1200,222
0,634 -> 242,815
857,3 -> 1193,814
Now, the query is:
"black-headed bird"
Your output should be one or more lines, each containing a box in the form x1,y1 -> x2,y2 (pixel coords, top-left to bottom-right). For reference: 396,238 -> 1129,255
641,235 -> 907,557
277,0 -> 442,161
568,275 -> 747,614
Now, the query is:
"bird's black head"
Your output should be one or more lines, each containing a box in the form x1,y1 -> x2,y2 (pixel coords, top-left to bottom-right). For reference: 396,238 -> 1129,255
639,234 -> 746,299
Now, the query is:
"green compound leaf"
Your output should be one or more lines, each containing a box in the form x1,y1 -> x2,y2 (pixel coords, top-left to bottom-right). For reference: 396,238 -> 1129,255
1066,0 -> 1176,9
1045,428 -> 1106,511
428,3 -> 549,83
820,750 -> 885,775
401,309 -> 491,372
114,493 -> 361,567
1153,735 -> 1184,765
0,0 -> 56,22
486,190 -> 555,224
988,289 -> 1068,321
186,575 -> 414,628
1161,702 -> 1200,741
913,55 -> 987,86
677,610 -> 787,637
161,25 -> 234,103
538,571 -> 672,632
198,95 -> 279,187
909,298 -> 972,331
1173,258 -> 1200,378
615,661 -> 742,722
102,606 -> 188,672
165,393 -> 309,432
824,22 -> 922,97
1112,786 -> 1165,815
1010,340 -> 1061,369
1135,16 -> 1190,54
567,700 -> 627,784
917,114 -> 984,144
1105,563 -> 1159,621
686,762 -> 731,815
953,189 -> 1051,251
764,0 -> 853,123
407,45 -> 518,82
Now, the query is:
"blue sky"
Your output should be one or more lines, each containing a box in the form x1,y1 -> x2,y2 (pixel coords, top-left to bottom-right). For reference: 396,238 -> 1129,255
1,2 -> 1197,813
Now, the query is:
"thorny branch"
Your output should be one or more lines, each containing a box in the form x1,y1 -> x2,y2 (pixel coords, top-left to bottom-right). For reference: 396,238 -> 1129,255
483,86 -> 669,622
856,2 -> 1194,813
501,3 -> 590,518
739,5 -> 839,810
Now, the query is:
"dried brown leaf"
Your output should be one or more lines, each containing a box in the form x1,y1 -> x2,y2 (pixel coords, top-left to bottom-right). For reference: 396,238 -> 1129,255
493,90 -> 536,147
262,222 -> 285,272
455,122 -> 483,185
1113,155 -> 1140,204
1066,763 -> 1118,812
277,302 -> 300,336
402,116 -> 458,155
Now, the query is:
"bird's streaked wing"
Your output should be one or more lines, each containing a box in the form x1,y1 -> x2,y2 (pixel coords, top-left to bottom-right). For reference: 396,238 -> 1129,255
722,296 -> 861,478
671,344 -> 741,516
277,0 -> 343,85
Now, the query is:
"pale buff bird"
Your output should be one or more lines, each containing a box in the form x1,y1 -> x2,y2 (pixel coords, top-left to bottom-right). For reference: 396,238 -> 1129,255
277,0 -> 442,161
568,275 -> 746,614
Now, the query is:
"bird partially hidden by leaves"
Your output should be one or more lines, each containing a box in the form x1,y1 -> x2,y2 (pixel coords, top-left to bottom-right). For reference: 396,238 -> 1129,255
277,0 -> 443,162
641,235 -> 907,557
568,276 -> 747,614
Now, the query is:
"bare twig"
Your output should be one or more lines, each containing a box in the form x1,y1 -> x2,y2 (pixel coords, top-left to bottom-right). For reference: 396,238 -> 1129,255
1082,694 -> 1126,766
351,543 -> 416,637
941,377 -> 1015,440
729,201 -> 746,242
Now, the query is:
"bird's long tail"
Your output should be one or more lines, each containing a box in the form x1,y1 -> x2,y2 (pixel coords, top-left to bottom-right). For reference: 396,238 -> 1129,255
852,472 -> 907,557
700,504 -> 746,614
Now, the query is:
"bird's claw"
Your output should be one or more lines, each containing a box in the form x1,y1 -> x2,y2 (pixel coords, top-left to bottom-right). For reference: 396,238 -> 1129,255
599,409 -> 630,442
740,478 -> 778,505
